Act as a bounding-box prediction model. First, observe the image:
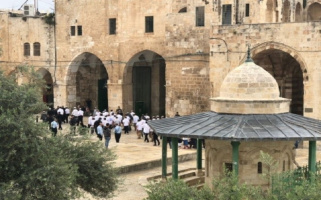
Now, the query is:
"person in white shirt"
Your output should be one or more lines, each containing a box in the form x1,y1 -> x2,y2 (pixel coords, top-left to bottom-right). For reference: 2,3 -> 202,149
88,116 -> 96,134
71,107 -> 78,117
143,121 -> 151,142
64,107 -> 70,123
77,108 -> 84,126
122,117 -> 130,134
133,114 -> 139,131
136,120 -> 143,139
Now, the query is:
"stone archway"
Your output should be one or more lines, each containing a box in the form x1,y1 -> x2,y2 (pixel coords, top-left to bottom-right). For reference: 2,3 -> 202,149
66,52 -> 108,111
295,3 -> 302,22
307,2 -> 321,21
282,0 -> 291,22
252,49 -> 304,115
123,50 -> 166,117
37,68 -> 54,107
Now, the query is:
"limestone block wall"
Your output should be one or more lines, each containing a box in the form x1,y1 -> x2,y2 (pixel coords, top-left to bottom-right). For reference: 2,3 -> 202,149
0,13 -> 55,73
209,22 -> 321,119
164,6 -> 212,116
205,140 -> 295,187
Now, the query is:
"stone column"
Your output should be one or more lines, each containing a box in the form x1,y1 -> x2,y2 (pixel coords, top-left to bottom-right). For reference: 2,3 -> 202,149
172,137 -> 178,179
162,136 -> 167,180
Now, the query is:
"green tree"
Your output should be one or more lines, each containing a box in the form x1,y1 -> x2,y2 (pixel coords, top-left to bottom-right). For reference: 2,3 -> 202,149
0,68 -> 119,199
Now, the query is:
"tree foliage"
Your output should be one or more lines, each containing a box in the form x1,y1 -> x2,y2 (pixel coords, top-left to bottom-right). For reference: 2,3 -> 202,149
0,68 -> 119,199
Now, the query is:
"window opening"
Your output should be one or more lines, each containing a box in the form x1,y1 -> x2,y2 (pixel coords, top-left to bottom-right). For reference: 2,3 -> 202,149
179,7 -> 187,13
33,42 -> 40,56
77,26 -> 82,36
109,18 -> 116,35
70,26 -> 75,36
145,16 -> 154,33
245,4 -> 250,17
196,6 -> 205,26
24,43 -> 30,56
222,4 -> 232,25
258,162 -> 262,174
224,163 -> 233,175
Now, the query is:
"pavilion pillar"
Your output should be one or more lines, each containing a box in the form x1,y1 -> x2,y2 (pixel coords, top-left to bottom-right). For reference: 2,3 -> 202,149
161,136 -> 167,180
196,139 -> 203,176
308,141 -> 316,179
231,141 -> 240,177
172,137 -> 179,179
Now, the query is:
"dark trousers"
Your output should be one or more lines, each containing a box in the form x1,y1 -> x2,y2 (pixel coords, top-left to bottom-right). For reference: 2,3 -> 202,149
51,127 -> 57,137
153,132 -> 160,145
58,120 -> 62,130
77,116 -> 84,126
115,133 -> 121,143
124,126 -> 129,134
97,134 -> 103,141
65,114 -> 69,123
144,133 -> 149,142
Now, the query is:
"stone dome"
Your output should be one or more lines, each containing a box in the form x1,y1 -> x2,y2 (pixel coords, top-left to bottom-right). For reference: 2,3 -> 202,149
211,58 -> 291,114
220,61 -> 280,100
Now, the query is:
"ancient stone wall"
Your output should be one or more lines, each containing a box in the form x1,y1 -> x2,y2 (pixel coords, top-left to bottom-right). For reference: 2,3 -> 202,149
210,22 -> 321,119
205,140 -> 295,187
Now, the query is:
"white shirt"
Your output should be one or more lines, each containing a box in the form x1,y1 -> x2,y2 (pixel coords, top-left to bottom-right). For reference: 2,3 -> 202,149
143,123 -> 151,134
72,109 -> 78,116
117,114 -> 123,122
136,121 -> 143,131
65,108 -> 70,114
133,115 -> 139,123
78,110 -> 84,116
122,118 -> 130,126
57,108 -> 64,115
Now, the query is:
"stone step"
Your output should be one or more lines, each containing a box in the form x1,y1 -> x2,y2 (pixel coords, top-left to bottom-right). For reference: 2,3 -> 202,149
178,171 -> 196,179
119,152 -> 197,174
195,183 -> 205,190
184,176 -> 205,186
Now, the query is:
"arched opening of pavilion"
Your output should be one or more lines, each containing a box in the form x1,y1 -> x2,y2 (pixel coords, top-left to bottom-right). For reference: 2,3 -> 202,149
307,3 -> 321,21
123,50 -> 166,117
252,49 -> 304,115
66,52 -> 108,111
37,68 -> 54,107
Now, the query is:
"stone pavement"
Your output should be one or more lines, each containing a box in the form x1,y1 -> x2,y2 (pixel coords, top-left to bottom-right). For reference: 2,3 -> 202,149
52,118 -> 321,200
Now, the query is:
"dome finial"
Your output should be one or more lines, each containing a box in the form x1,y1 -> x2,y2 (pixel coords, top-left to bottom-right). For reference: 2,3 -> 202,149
245,44 -> 253,63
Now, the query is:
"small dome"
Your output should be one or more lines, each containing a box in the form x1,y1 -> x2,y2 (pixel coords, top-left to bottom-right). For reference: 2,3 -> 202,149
220,61 -> 280,100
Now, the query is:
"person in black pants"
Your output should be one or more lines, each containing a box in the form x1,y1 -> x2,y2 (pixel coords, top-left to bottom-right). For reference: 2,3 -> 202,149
153,131 -> 160,146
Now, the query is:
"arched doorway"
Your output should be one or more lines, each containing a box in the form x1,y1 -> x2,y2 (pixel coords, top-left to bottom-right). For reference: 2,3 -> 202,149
123,50 -> 166,117
295,3 -> 302,22
266,0 -> 278,23
307,3 -> 321,21
37,68 -> 54,107
253,49 -> 304,115
67,53 -> 108,111
282,0 -> 291,22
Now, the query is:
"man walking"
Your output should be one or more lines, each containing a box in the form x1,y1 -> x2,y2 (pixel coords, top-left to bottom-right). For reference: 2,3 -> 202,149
114,123 -> 122,143
143,121 -> 151,143
50,118 -> 58,137
122,116 -> 130,134
103,124 -> 111,149
97,121 -> 103,141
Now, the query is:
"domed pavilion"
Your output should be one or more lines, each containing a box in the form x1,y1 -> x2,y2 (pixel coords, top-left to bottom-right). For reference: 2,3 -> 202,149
148,50 -> 321,187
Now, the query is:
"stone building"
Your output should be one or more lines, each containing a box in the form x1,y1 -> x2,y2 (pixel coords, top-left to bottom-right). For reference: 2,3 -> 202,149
0,0 -> 321,119
0,10 -> 55,106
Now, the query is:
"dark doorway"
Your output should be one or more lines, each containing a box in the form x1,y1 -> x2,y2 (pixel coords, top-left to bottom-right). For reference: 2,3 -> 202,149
133,66 -> 151,116
98,79 -> 108,111
253,49 -> 303,115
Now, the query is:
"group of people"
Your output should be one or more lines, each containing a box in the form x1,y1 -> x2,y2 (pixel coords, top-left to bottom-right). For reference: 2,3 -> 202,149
42,105 -> 199,150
